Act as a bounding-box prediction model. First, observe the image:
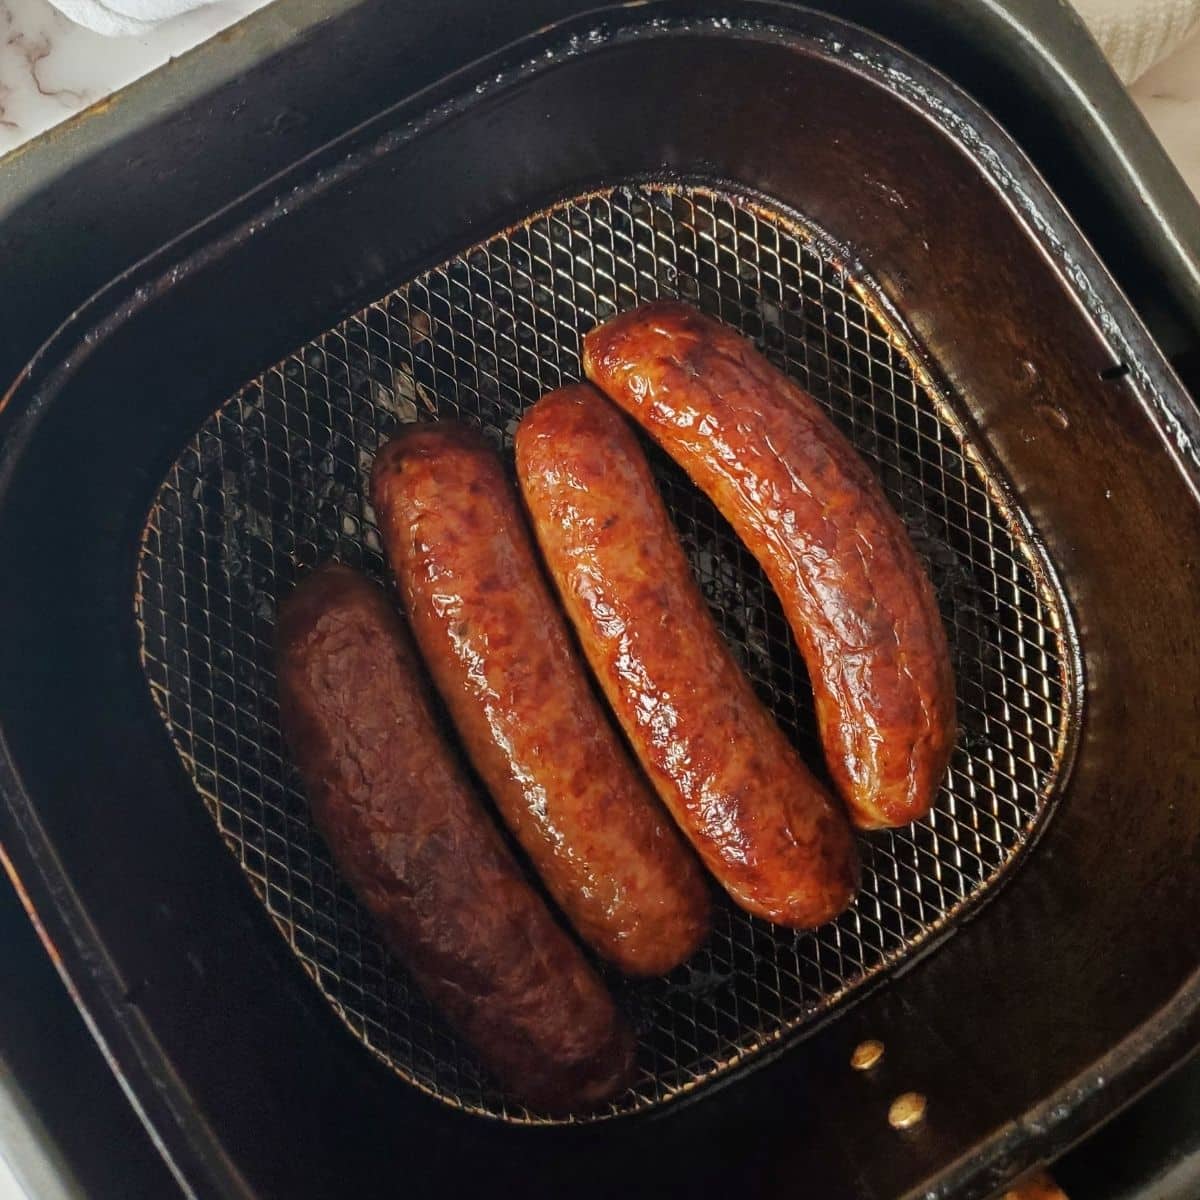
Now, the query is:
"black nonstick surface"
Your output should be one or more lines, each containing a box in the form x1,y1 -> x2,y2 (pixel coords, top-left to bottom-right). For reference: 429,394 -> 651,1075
136,182 -> 1075,1123
3,8 -> 1200,1200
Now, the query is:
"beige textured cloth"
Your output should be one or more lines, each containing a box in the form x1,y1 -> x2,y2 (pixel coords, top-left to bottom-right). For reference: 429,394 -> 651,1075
1072,0 -> 1200,81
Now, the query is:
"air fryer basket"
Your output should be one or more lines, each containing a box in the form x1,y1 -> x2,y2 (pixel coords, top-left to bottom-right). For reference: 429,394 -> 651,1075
3,9 -> 1200,1200
136,182 -> 1074,1123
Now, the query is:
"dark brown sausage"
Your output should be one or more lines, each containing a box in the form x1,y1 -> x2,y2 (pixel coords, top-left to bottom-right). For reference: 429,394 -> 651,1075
515,387 -> 859,929
370,424 -> 710,976
275,562 -> 635,1113
583,301 -> 956,829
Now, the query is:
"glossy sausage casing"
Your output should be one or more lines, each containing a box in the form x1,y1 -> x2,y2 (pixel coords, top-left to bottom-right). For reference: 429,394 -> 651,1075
584,301 -> 956,829
275,562 -> 635,1112
371,423 -> 710,976
516,387 -> 859,929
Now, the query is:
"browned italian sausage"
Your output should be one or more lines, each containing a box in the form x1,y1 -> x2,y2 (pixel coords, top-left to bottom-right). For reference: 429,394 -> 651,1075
583,301 -> 956,829
515,387 -> 859,929
275,562 -> 635,1113
370,423 -> 710,976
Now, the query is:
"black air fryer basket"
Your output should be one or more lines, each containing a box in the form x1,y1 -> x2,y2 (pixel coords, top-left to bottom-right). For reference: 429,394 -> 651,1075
3,3 -> 1200,1198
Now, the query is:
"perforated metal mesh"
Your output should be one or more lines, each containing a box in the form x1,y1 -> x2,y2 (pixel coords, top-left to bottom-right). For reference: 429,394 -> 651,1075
135,183 -> 1076,1123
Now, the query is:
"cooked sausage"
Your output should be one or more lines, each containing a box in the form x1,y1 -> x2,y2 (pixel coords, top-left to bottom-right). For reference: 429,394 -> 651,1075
371,424 -> 710,976
583,301 -> 956,829
516,387 -> 859,929
275,562 -> 635,1113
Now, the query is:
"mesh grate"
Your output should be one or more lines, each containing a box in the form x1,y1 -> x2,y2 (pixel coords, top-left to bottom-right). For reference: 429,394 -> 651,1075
135,183 -> 1077,1123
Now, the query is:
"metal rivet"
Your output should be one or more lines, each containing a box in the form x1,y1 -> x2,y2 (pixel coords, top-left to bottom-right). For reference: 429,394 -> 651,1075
851,1039 -> 885,1070
888,1092 -> 927,1129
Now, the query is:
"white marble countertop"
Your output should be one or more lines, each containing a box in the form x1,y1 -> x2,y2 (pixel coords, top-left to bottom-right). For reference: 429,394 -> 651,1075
1,0 -> 1198,202
0,0 -> 271,156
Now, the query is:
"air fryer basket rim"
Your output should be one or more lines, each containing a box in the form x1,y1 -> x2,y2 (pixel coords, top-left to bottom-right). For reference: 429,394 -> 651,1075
1,10 -> 1199,1200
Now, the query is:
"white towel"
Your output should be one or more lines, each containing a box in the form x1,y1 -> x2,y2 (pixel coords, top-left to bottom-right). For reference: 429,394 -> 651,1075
1072,0 -> 1200,81
46,0 -> 223,36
